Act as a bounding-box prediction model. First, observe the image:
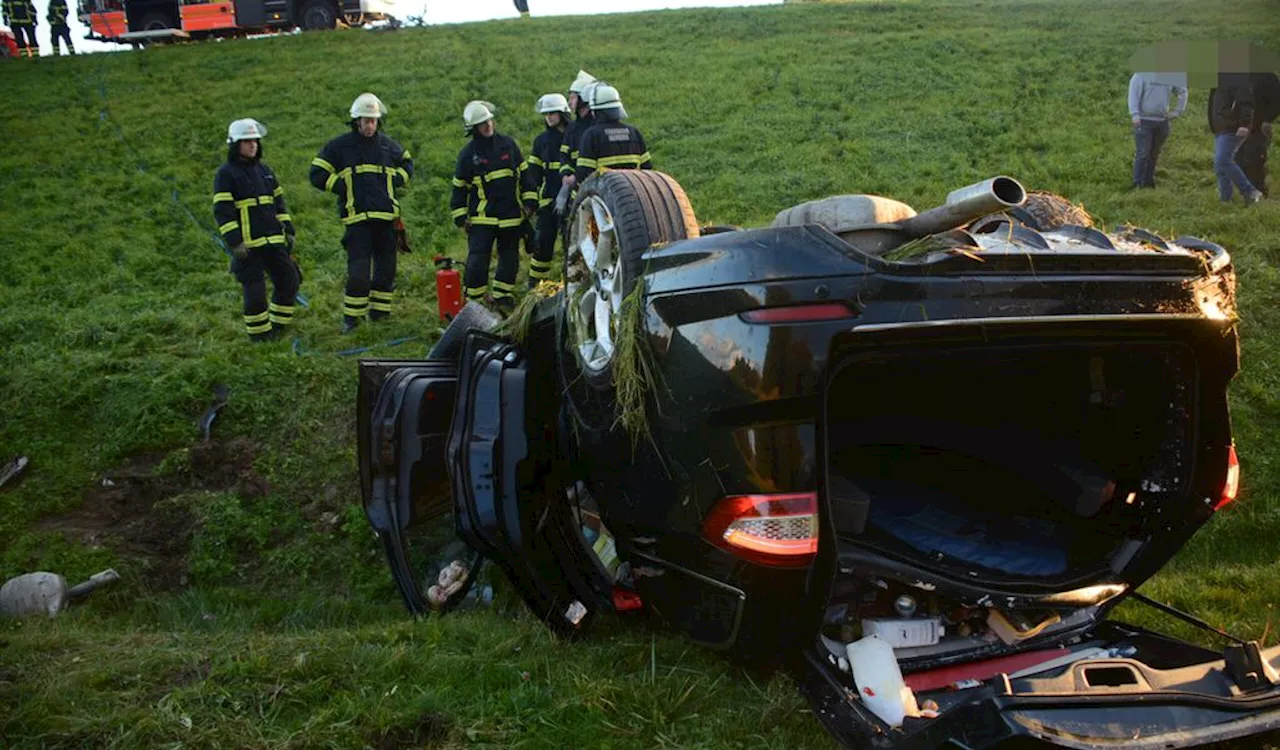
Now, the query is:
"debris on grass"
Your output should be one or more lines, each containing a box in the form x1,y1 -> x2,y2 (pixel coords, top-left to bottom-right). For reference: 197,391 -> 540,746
1,568 -> 120,618
0,455 -> 28,490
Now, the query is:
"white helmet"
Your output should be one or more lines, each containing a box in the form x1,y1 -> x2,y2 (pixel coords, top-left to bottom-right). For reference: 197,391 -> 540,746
589,83 -> 623,112
536,93 -> 570,115
568,69 -> 597,95
463,100 -> 497,131
226,118 -> 266,144
350,92 -> 387,119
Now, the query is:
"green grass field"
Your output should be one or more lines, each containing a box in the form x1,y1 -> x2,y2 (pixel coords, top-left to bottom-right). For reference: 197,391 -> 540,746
1,0 -> 1279,746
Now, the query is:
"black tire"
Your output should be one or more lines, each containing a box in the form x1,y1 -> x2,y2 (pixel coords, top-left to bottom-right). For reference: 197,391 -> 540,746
138,11 -> 175,30
562,170 -> 698,391
426,301 -> 503,361
558,171 -> 697,438
299,0 -> 338,30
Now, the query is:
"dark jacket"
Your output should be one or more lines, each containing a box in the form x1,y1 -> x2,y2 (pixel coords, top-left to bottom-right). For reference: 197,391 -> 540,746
47,0 -> 68,26
214,149 -> 293,251
309,129 -> 412,225
449,132 -> 536,228
1249,72 -> 1280,129
526,125 -> 567,207
574,116 -> 653,184
2,0 -> 36,25
1208,73 -> 1255,134
558,113 -> 595,177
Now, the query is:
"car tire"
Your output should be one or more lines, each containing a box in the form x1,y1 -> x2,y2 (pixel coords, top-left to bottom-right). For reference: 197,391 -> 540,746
562,170 -> 698,391
427,301 -> 503,361
299,0 -> 337,30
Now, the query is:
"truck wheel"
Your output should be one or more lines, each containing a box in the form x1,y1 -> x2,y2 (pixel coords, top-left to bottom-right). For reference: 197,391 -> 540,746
299,0 -> 337,29
563,170 -> 698,391
139,11 -> 174,30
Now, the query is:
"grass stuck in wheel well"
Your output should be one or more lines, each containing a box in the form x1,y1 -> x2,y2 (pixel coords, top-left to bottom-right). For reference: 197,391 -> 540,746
611,275 -> 666,450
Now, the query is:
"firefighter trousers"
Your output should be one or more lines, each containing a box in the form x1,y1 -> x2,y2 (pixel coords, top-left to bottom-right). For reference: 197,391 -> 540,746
343,219 -> 397,323
12,25 -> 36,56
529,207 -> 558,286
232,246 -> 300,340
464,225 -> 520,305
51,25 -> 74,55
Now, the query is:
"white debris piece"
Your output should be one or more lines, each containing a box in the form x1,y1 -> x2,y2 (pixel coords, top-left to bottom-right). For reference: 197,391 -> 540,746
847,634 -> 920,728
0,569 -> 120,618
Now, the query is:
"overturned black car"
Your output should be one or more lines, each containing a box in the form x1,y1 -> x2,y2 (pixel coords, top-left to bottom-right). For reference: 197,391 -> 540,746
359,171 -> 1280,749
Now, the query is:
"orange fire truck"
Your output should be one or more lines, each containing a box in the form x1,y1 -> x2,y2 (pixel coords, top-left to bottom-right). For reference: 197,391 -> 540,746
78,0 -> 399,42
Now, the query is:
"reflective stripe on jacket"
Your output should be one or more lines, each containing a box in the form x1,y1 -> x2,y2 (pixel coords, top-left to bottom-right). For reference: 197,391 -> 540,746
309,130 -> 413,225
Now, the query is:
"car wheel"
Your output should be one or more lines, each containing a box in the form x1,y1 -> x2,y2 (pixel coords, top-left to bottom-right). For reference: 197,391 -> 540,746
299,0 -> 337,30
563,170 -> 698,392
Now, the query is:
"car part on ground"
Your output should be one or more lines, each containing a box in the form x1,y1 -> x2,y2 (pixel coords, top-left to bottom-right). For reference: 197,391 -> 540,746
360,171 -> 1272,748
0,569 -> 120,618
0,455 -> 29,490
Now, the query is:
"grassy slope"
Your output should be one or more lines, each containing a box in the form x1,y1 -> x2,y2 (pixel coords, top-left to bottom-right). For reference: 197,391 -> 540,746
1,0 -> 1278,746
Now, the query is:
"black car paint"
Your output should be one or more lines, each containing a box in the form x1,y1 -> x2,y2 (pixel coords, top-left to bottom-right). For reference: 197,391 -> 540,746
358,221 -> 1266,748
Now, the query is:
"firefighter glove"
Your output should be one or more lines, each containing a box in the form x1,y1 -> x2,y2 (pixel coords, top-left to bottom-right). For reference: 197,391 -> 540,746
231,243 -> 249,260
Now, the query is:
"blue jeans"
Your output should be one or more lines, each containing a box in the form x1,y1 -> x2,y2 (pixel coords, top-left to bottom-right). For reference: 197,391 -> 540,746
1132,119 -> 1169,187
1214,133 -> 1258,201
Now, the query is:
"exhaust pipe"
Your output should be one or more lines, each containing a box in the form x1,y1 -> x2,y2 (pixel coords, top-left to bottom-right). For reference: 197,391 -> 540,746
896,176 -> 1027,239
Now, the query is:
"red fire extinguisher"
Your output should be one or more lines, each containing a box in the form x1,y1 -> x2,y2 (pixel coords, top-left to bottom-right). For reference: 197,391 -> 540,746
433,255 -> 464,322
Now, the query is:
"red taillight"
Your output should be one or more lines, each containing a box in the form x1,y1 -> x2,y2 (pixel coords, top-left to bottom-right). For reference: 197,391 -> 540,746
702,492 -> 818,567
740,303 -> 856,324
1214,444 -> 1240,510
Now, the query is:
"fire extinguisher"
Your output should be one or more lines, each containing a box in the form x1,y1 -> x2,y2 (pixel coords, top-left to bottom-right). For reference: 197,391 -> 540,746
433,255 -> 463,322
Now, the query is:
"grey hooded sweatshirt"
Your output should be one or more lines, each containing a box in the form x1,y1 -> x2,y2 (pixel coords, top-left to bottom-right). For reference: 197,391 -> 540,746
1128,72 -> 1189,122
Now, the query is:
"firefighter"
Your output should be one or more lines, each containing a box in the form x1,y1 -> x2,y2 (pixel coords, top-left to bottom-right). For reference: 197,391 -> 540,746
449,100 -> 538,314
214,119 -> 300,342
2,0 -> 37,58
524,93 -> 571,286
310,93 -> 413,333
557,70 -> 598,200
47,0 -> 73,55
574,83 -> 652,185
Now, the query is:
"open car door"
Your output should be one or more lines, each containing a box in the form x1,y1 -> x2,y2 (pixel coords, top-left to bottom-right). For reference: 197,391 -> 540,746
358,302 -> 614,629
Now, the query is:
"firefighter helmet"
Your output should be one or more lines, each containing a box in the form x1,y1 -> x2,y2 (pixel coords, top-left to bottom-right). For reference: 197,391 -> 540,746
463,100 -> 497,132
226,118 -> 267,144
350,92 -> 387,119
536,93 -> 571,115
589,83 -> 623,112
568,69 -> 597,94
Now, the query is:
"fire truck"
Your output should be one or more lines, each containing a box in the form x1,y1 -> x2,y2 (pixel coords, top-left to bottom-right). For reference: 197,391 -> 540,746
78,0 -> 399,43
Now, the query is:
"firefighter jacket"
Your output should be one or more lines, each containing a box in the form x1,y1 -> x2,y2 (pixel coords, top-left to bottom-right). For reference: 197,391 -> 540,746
309,130 -> 413,225
558,113 -> 594,177
525,125 -> 566,208
449,132 -> 537,229
574,120 -> 653,184
47,0 -> 68,25
3,0 -> 36,25
214,155 -> 294,251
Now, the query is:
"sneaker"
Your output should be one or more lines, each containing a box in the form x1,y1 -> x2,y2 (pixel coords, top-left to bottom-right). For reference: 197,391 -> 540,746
1245,191 -> 1264,205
